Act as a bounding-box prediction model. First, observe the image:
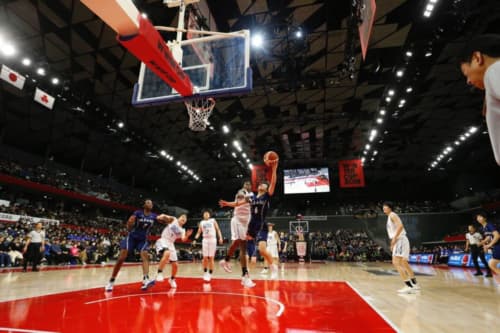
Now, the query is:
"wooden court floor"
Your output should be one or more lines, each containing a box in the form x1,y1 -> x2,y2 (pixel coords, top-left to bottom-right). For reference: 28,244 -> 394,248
0,261 -> 498,333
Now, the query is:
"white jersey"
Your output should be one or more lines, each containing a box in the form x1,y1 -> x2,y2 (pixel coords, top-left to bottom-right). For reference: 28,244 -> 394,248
233,189 -> 251,220
160,219 -> 185,243
267,230 -> 278,247
484,60 -> 500,165
199,218 -> 217,239
386,212 -> 406,240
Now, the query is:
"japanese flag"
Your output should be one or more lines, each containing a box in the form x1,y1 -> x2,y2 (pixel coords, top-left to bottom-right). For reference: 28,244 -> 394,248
0,64 -> 26,90
34,87 -> 55,110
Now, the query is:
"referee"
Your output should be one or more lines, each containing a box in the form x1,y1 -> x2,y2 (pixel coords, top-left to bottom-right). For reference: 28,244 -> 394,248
22,222 -> 46,272
465,224 -> 492,277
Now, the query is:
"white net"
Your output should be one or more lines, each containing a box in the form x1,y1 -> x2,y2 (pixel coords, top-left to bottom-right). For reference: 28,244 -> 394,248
185,97 -> 215,131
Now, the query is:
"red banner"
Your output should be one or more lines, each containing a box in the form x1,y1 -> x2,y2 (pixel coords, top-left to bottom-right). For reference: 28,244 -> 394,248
251,165 -> 272,192
338,159 -> 365,188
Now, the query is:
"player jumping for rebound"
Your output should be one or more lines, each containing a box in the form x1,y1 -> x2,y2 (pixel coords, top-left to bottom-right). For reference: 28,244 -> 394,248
220,154 -> 279,281
105,199 -> 171,292
218,181 -> 255,287
155,214 -> 192,289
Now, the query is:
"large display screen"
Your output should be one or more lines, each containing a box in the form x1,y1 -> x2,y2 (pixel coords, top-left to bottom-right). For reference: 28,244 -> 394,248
283,168 -> 330,194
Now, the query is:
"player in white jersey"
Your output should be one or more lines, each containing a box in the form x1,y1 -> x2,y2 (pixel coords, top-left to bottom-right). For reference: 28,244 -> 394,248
383,202 -> 419,294
218,181 -> 255,288
155,214 -> 192,288
194,210 -> 223,282
261,223 -> 280,274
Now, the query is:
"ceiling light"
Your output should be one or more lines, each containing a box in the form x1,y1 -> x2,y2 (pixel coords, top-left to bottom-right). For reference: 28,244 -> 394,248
232,140 -> 240,148
37,68 -> 46,76
396,70 -> 404,77
465,132 -> 470,137
22,58 -> 31,66
454,141 -> 460,146
385,97 -> 391,102
51,77 -> 59,85
460,135 -> 466,141
295,29 -> 303,38
251,33 -> 264,48
423,11 -> 431,18
469,126 -> 478,134
223,143 -> 228,147
425,51 -> 432,57
117,122 -> 124,128
248,163 -> 253,170
176,161 -> 181,166
371,157 -> 375,161
380,109 -> 386,115
361,157 -> 366,163
406,87 -> 413,93
222,125 -> 230,134
388,90 -> 395,96
370,129 -> 378,137
426,4 -> 435,11
373,150 -> 378,156
2,43 -> 16,57
446,146 -> 453,152
363,151 -> 367,155
231,152 -> 237,158
160,150 -> 166,156
246,158 -> 250,163
365,144 -> 371,150
242,153 -> 247,158
405,51 -> 413,57
376,118 -> 383,124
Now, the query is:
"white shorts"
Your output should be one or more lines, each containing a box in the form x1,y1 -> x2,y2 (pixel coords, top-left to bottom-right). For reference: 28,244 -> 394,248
267,244 -> 279,258
231,215 -> 250,241
202,238 -> 217,257
156,239 -> 178,262
392,236 -> 410,260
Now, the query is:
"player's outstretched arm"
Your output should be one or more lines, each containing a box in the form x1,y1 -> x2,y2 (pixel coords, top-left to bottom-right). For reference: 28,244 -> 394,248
268,159 -> 279,196
219,199 -> 246,208
485,230 -> 500,251
157,214 -> 175,224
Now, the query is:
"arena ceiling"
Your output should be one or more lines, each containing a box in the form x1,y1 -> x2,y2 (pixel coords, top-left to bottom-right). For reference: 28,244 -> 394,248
0,0 -> 499,198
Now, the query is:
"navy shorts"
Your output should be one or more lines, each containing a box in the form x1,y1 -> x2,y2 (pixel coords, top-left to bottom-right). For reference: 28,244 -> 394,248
492,245 -> 500,260
247,239 -> 256,257
120,234 -> 149,252
247,219 -> 267,242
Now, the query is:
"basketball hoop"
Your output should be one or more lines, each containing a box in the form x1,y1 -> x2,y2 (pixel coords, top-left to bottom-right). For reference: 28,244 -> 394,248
185,97 -> 215,131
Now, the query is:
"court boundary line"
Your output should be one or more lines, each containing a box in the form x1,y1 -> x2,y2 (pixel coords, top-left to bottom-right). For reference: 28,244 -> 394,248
345,281 -> 401,333
0,327 -> 60,333
85,291 -> 285,317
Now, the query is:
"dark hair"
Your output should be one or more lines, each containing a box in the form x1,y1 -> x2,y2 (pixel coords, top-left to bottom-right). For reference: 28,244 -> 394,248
468,224 -> 476,231
243,180 -> 251,185
382,201 -> 394,210
458,34 -> 500,63
202,209 -> 212,216
476,210 -> 488,219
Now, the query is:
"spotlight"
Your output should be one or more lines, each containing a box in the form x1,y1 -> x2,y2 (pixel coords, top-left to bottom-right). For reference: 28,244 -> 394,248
22,58 -> 31,66
388,90 -> 395,96
425,51 -> 432,57
51,77 -> 59,85
406,87 -> 413,93
1,43 -> 16,57
251,33 -> 263,48
405,51 -> 413,57
222,125 -> 230,134
117,122 -> 124,128
379,110 -> 386,115
376,118 -> 383,124
37,68 -> 46,76
295,29 -> 303,38
396,70 -> 404,77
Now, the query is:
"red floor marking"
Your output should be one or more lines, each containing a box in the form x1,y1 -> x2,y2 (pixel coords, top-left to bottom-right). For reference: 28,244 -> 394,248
0,278 -> 396,333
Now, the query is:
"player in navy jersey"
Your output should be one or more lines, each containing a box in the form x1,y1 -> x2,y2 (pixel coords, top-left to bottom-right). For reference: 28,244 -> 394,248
476,211 -> 500,276
220,156 -> 278,281
105,199 -> 172,292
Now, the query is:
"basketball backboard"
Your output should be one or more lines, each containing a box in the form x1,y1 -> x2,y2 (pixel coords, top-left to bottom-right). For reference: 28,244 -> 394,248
132,30 -> 252,107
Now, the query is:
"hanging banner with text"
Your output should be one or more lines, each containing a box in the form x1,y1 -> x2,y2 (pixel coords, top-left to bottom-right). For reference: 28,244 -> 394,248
251,164 -> 272,192
338,159 -> 365,188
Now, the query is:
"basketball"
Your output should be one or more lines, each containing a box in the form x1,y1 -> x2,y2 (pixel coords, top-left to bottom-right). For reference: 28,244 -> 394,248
264,150 -> 279,166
